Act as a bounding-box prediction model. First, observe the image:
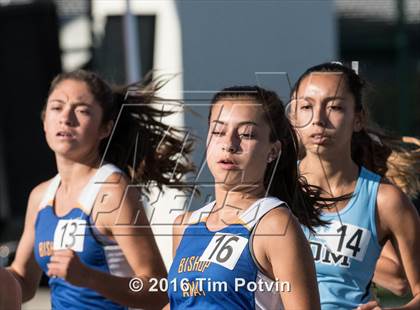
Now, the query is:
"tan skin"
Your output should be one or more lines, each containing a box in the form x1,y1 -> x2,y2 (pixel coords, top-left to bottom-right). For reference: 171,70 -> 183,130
373,242 -> 408,296
294,73 -> 420,310
167,99 -> 320,309
1,79 -> 168,309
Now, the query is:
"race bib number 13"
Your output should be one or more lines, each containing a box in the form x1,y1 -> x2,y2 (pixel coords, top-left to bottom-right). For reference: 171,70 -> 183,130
53,219 -> 86,252
199,233 -> 248,270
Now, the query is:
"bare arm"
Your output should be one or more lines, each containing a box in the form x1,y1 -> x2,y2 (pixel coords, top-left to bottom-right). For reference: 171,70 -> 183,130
172,212 -> 191,258
253,207 -> 320,310
160,212 -> 192,310
360,184 -> 420,310
6,183 -> 47,302
48,176 -> 168,309
373,241 -> 408,296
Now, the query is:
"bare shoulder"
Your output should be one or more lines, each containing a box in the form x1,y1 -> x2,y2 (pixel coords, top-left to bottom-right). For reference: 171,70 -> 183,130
253,205 -> 310,273
173,211 -> 194,235
376,181 -> 418,237
172,211 -> 194,256
21,178 -> 57,228
27,178 -> 55,211
174,210 -> 195,224
91,172 -> 145,229
377,181 -> 413,215
30,179 -> 51,201
255,206 -> 297,236
100,171 -> 131,195
94,172 -> 137,213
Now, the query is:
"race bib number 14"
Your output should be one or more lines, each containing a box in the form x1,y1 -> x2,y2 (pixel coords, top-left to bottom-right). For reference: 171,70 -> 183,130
200,233 -> 248,270
53,219 -> 86,252
317,221 -> 371,261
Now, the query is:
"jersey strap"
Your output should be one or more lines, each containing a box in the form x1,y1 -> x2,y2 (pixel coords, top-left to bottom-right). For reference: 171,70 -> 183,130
187,200 -> 216,225
38,164 -> 123,215
78,164 -> 123,215
239,196 -> 286,230
187,196 -> 286,230
38,174 -> 61,211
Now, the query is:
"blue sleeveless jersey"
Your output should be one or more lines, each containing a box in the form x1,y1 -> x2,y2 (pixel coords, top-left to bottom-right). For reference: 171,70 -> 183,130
34,164 -> 134,310
168,197 -> 286,310
303,167 -> 382,309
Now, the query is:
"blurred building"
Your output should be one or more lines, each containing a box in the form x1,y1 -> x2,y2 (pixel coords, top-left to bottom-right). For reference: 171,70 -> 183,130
337,0 -> 420,135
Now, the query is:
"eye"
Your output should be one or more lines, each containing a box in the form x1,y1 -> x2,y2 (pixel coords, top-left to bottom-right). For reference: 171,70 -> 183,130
239,133 -> 254,139
211,124 -> 225,136
300,104 -> 313,110
328,105 -> 343,111
77,109 -> 91,115
50,105 -> 61,111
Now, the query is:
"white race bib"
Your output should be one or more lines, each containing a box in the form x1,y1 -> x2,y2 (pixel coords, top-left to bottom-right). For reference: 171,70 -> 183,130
53,219 -> 86,252
199,233 -> 248,270
316,221 -> 371,261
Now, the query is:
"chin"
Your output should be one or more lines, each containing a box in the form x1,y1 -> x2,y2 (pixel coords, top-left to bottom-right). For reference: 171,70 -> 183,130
214,174 -> 243,187
53,146 -> 84,160
307,144 -> 343,160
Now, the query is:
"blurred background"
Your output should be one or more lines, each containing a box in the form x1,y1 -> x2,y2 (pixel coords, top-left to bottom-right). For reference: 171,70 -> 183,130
0,0 -> 418,308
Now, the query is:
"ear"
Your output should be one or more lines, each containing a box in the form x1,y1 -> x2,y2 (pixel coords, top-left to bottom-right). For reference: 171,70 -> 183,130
267,140 -> 282,163
41,110 -> 47,133
353,112 -> 363,132
100,120 -> 114,140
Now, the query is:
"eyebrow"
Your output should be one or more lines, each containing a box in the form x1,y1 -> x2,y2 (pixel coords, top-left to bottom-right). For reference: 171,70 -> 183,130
48,99 -> 92,107
211,120 -> 259,127
296,96 -> 346,102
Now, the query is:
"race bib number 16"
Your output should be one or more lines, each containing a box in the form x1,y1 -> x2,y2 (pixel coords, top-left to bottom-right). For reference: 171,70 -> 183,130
53,219 -> 86,252
199,233 -> 248,270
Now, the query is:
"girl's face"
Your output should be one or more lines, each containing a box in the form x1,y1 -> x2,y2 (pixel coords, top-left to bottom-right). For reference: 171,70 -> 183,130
206,98 -> 281,188
291,73 -> 362,157
43,79 -> 110,160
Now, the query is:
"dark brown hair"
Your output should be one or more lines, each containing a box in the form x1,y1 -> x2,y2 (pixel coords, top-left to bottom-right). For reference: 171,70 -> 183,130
209,86 -> 331,230
291,62 -> 420,198
44,70 -> 195,193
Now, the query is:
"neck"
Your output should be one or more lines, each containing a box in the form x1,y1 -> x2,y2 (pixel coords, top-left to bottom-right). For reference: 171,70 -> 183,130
55,152 -> 101,193
299,151 -> 359,196
214,183 -> 266,214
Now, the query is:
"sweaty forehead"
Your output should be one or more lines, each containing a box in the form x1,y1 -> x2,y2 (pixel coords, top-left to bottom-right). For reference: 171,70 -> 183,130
210,99 -> 266,124
49,80 -> 94,102
297,73 -> 349,98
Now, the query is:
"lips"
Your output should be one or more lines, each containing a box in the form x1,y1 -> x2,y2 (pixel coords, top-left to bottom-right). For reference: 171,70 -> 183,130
217,158 -> 239,170
56,130 -> 75,139
310,132 -> 329,144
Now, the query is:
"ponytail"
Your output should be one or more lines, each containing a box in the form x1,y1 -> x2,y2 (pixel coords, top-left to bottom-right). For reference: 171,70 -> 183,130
46,70 -> 195,193
352,128 -> 420,198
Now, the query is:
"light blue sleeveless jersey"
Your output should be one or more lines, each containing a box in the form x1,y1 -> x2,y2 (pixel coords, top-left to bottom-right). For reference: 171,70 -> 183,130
303,166 -> 382,309
168,197 -> 286,309
34,164 -> 134,310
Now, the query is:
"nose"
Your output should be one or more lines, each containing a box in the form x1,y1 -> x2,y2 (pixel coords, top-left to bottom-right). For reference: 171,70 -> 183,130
311,105 -> 327,127
59,107 -> 75,126
222,144 -> 237,153
221,131 -> 240,153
